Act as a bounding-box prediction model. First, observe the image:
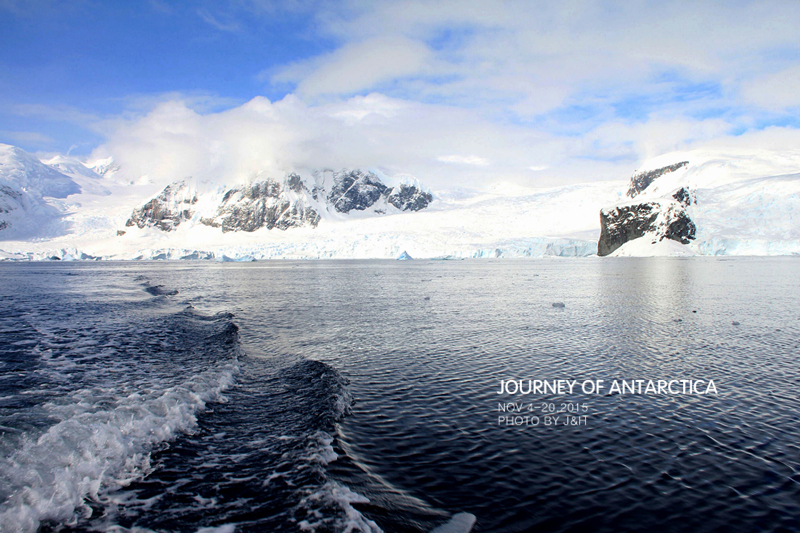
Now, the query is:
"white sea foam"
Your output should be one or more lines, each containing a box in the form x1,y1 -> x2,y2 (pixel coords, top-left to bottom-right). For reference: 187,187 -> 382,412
305,431 -> 339,465
196,525 -> 237,533
429,513 -> 477,533
0,364 -> 237,533
298,481 -> 382,533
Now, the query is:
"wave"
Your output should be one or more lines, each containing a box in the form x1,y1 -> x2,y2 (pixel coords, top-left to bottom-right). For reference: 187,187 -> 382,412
0,281 -> 242,533
0,364 -> 236,532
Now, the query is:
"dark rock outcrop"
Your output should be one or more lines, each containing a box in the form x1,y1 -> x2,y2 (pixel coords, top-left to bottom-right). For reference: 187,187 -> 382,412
126,179 -> 197,231
200,179 -> 320,232
0,184 -> 23,215
672,187 -> 695,207
388,184 -> 433,211
598,200 -> 696,256
599,161 -> 698,256
323,170 -> 432,213
598,203 -> 659,256
663,210 -> 696,244
627,162 -> 689,198
328,170 -> 389,213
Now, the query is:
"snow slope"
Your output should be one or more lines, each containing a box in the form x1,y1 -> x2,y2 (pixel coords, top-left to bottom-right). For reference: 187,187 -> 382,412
0,144 -> 81,239
2,178 -> 625,260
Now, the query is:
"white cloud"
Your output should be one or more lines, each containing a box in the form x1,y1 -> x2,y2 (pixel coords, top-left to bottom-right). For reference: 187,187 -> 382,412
273,36 -> 433,97
92,93 -> 578,190
741,66 -> 800,111
0,130 -> 55,144
75,2 -> 800,192
11,103 -> 100,125
197,8 -> 240,32
271,0 -> 800,120
438,155 -> 489,166
91,91 -> 762,194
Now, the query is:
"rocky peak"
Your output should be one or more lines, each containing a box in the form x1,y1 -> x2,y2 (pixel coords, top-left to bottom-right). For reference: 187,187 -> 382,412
200,178 -> 320,232
328,170 -> 389,213
387,183 -> 433,211
126,178 -> 197,231
286,173 -> 305,193
125,168 -> 433,234
627,161 -> 689,198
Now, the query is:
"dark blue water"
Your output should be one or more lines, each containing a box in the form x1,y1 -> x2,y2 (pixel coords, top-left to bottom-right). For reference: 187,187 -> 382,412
1,258 -> 799,533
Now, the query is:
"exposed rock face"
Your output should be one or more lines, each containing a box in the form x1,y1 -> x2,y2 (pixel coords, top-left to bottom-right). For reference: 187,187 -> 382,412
672,186 -> 695,207
128,169 -> 433,233
199,178 -> 320,232
328,170 -> 389,213
388,184 -> 433,211
599,161 -> 696,256
319,170 -> 432,213
663,209 -> 696,243
598,201 -> 696,256
627,162 -> 689,198
126,178 -> 197,231
0,184 -> 23,215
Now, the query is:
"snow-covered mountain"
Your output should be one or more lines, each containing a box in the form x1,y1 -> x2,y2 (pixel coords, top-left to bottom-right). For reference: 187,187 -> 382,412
87,157 -> 120,179
42,155 -> 111,197
601,149 -> 800,256
0,144 -> 82,238
126,178 -> 199,232
123,169 -> 433,235
1,142 -> 800,260
598,164 -> 697,256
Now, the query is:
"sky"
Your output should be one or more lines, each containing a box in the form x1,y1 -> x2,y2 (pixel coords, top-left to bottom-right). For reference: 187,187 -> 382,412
2,0 -> 800,189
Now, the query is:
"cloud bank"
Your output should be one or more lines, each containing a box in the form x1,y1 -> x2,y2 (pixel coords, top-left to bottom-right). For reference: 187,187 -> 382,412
70,0 -> 800,190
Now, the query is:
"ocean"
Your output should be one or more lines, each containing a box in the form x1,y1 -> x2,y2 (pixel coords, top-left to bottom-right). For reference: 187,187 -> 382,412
1,258 -> 799,533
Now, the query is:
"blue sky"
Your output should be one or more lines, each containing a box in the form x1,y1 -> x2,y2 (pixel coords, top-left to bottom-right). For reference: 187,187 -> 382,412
2,1 -> 800,187
0,1 -> 334,151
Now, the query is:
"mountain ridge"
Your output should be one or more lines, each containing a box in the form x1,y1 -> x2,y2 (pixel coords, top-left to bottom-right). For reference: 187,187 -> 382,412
1,143 -> 800,259
124,169 -> 433,234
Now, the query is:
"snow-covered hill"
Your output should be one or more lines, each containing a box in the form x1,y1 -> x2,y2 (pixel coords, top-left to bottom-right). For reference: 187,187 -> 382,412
1,143 -> 799,260
0,144 -> 82,238
600,148 -> 800,256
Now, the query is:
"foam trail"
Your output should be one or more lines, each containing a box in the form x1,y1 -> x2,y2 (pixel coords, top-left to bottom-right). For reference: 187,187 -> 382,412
429,513 -> 477,533
298,481 -> 382,533
196,525 -> 237,533
0,365 -> 236,533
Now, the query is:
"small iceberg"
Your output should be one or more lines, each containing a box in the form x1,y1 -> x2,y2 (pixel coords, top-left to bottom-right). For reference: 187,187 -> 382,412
397,251 -> 413,260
